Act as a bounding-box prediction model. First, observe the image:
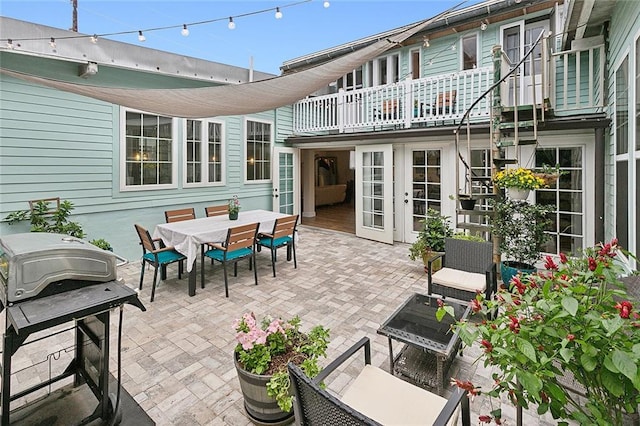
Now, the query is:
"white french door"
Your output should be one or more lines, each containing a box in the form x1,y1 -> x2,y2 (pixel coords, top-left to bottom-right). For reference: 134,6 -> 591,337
272,147 -> 299,215
355,144 -> 393,244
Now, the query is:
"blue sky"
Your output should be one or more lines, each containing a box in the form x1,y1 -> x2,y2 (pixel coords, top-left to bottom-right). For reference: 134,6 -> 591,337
1,0 -> 475,75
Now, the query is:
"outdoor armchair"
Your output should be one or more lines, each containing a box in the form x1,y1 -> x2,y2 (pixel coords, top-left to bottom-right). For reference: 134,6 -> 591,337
204,204 -> 228,217
257,214 -> 298,277
201,222 -> 259,297
134,224 -> 187,302
427,237 -> 496,302
288,336 -> 470,426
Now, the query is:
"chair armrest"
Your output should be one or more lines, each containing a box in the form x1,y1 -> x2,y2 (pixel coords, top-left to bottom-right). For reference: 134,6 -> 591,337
427,253 -> 445,289
314,337 -> 371,383
205,242 -> 225,251
257,232 -> 274,239
154,246 -> 178,254
152,237 -> 167,248
433,387 -> 470,426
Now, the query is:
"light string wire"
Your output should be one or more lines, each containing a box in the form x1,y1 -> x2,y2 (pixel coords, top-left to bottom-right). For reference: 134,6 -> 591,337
2,0 -> 313,44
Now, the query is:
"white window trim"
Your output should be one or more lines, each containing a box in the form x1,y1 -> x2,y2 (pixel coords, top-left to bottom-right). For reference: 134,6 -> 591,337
119,107 -> 178,192
244,117 -> 273,184
460,32 -> 479,70
370,52 -> 400,86
182,119 -> 226,188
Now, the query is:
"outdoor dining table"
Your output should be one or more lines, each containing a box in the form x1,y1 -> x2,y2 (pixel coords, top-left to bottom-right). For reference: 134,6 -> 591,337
153,209 -> 289,297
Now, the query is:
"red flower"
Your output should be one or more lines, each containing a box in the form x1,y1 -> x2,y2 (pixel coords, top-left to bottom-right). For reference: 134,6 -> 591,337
544,255 -> 558,270
470,299 -> 482,313
566,334 -> 575,341
478,415 -> 492,423
450,378 -> 479,397
559,252 -> 568,263
437,298 -> 444,308
481,339 -> 493,353
615,301 -> 633,319
508,315 -> 521,333
588,257 -> 597,271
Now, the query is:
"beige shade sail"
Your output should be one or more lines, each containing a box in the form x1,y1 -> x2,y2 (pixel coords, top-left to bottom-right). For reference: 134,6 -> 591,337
0,5 -> 461,118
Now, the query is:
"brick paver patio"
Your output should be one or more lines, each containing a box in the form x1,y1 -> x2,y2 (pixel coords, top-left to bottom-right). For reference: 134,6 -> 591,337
6,225 -> 566,425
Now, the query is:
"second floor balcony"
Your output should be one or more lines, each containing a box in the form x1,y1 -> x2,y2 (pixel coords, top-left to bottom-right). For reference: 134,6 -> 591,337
292,40 -> 606,135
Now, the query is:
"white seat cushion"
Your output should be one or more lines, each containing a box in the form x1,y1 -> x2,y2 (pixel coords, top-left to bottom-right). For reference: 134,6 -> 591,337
341,364 -> 458,426
432,267 -> 486,293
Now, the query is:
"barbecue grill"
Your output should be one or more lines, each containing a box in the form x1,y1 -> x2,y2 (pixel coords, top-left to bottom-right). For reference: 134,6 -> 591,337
0,232 -> 145,425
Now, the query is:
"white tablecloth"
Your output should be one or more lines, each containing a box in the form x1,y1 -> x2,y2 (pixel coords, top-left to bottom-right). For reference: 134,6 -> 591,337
153,209 -> 288,272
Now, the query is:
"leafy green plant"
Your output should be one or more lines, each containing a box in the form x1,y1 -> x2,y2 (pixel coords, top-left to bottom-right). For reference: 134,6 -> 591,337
452,231 -> 486,242
491,199 -> 553,267
234,312 -> 330,412
89,238 -> 112,251
408,208 -> 453,262
438,239 -> 640,425
4,199 -> 85,238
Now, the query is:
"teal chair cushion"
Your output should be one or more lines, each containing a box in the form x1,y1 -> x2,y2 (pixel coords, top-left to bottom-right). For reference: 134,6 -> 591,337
144,250 -> 185,265
204,247 -> 252,261
258,236 -> 292,248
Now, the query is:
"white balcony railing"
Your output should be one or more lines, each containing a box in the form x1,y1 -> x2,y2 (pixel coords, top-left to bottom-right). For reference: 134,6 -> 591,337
293,67 -> 493,134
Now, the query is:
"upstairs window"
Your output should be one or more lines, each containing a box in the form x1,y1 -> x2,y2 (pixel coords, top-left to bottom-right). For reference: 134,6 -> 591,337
336,67 -> 363,91
462,34 -> 478,70
368,53 -> 400,86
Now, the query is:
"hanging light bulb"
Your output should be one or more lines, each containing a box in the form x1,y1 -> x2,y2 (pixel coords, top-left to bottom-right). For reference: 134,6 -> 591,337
138,30 -> 146,42
423,37 -> 430,47
181,24 -> 190,36
275,7 -> 283,19
228,17 -> 236,30
428,59 -> 433,66
451,44 -> 456,51
49,37 -> 56,48
323,1 -> 330,8
480,21 -> 488,31
90,34 -> 98,43
6,39 -> 14,49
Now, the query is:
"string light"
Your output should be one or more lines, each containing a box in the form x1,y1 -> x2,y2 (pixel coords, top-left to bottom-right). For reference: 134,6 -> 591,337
423,37 -> 430,47
6,39 -> 13,49
480,20 -> 488,31
0,1 -> 331,48
323,1 -> 330,8
49,37 -> 56,48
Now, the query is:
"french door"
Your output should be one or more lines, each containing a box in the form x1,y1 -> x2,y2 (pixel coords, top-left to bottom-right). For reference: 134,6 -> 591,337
355,144 -> 393,244
272,147 -> 299,215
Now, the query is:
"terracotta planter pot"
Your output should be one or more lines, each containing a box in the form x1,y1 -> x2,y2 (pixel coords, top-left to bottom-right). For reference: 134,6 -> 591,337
234,353 -> 294,425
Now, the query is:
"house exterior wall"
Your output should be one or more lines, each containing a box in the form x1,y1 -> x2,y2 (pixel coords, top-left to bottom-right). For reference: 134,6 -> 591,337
0,60 -> 286,262
604,0 -> 640,255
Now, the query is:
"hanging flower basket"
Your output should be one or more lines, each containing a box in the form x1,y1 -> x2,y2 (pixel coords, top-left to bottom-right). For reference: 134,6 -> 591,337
533,172 -> 560,187
506,187 -> 530,200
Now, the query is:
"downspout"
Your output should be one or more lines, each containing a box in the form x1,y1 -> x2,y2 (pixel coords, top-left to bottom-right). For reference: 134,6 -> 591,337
594,127 -> 605,243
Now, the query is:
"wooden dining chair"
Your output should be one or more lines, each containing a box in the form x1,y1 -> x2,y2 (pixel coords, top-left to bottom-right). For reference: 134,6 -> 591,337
201,222 -> 259,297
204,204 -> 228,217
165,208 -> 196,223
134,224 -> 187,302
257,214 -> 298,277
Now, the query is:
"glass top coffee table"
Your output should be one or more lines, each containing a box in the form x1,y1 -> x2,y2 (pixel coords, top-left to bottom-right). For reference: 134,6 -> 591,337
377,293 -> 470,394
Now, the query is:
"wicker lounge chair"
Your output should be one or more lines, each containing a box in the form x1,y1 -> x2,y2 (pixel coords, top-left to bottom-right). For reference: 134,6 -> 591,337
427,237 -> 496,301
288,336 -> 470,426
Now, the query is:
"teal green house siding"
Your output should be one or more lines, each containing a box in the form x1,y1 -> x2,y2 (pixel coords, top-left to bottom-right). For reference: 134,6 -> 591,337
0,53 -> 288,262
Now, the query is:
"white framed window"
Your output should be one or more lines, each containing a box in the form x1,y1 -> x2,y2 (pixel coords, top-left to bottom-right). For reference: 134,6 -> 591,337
410,48 -> 421,79
461,33 -> 478,70
336,66 -> 363,91
368,53 -> 400,86
245,118 -> 272,182
121,109 -> 177,190
184,119 -> 225,187
616,55 -> 630,249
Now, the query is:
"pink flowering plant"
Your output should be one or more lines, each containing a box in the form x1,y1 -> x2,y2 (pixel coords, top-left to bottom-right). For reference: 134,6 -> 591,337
228,195 -> 241,215
437,239 -> 640,425
234,312 -> 330,412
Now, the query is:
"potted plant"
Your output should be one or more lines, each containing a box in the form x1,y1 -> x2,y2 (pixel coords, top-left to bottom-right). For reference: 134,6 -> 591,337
493,167 -> 545,200
233,312 -> 330,424
228,195 -> 241,220
491,198 -> 553,284
533,163 -> 564,188
437,239 -> 640,425
409,208 -> 453,272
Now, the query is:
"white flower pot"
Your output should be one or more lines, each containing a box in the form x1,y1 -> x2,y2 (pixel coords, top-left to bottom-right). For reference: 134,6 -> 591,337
507,187 -> 530,200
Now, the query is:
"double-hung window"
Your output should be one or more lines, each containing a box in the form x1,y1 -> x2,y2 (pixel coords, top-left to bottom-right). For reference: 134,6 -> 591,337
123,110 -> 176,189
462,34 -> 478,70
184,119 -> 224,186
246,119 -> 272,182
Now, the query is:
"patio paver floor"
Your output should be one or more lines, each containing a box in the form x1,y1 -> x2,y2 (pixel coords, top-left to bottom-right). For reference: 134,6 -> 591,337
5,225 -> 572,425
